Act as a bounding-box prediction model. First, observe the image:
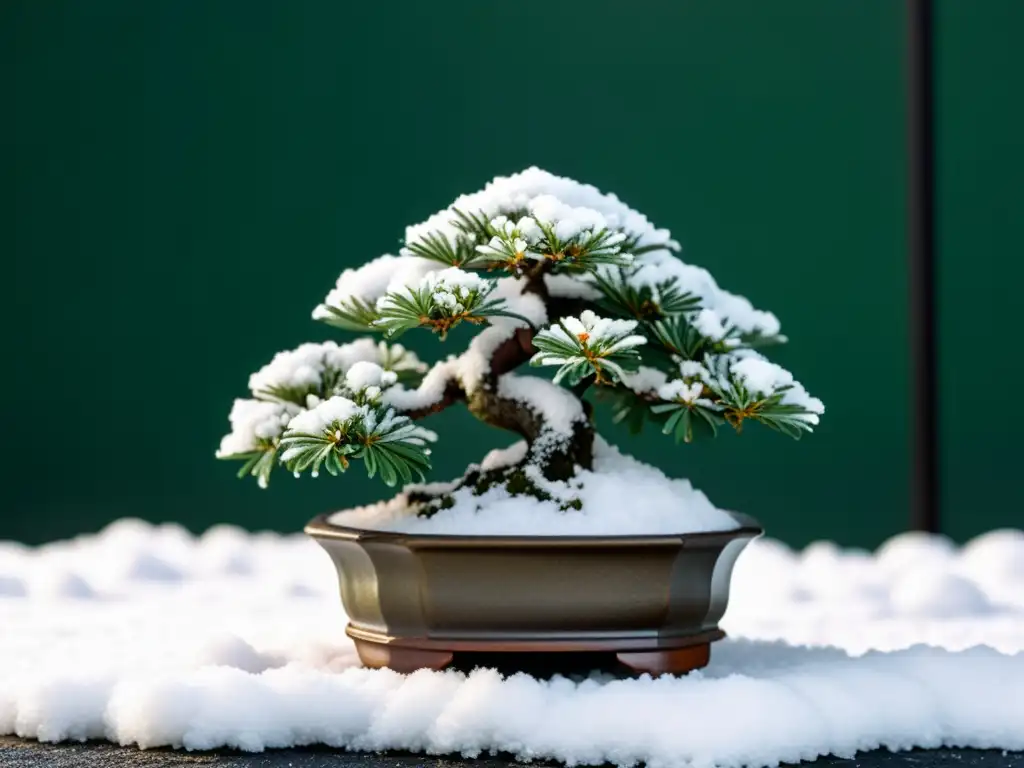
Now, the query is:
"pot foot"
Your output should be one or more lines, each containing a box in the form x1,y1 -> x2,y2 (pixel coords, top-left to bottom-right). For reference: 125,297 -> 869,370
353,639 -> 454,673
616,643 -> 711,676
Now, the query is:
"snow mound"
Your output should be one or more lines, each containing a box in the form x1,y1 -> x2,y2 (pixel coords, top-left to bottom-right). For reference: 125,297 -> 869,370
0,575 -> 27,597
191,634 -> 282,675
2,521 -> 1024,766
27,570 -> 96,600
331,437 -> 740,536
890,569 -> 994,619
958,529 -> 1024,609
876,530 -> 957,575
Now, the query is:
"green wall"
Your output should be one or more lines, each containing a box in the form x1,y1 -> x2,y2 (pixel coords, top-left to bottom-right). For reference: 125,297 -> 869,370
937,1 -> 1024,542
3,1 -> 1017,547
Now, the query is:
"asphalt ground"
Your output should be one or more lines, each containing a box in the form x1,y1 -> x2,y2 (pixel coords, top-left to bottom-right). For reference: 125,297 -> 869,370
1,738 -> 1023,768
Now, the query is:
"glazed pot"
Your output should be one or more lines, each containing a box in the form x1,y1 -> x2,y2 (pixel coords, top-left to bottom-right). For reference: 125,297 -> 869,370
305,511 -> 762,675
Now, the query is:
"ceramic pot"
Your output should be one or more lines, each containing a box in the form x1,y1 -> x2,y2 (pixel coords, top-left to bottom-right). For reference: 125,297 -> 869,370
305,511 -> 762,675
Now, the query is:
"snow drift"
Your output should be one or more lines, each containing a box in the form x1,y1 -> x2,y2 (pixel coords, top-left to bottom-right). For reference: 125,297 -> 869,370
2,520 -> 1024,766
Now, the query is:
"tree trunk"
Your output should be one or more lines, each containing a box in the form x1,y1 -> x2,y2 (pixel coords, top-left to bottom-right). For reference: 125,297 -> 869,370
466,384 -> 594,482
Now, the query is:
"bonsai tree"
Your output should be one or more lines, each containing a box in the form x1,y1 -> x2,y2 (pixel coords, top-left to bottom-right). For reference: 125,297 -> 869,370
217,168 -> 823,514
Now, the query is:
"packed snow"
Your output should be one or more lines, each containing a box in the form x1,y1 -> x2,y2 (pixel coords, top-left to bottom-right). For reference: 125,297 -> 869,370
331,437 -> 738,536
2,521 -> 1024,764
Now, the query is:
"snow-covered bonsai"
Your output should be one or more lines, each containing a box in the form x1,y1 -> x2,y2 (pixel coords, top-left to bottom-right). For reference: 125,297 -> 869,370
217,168 -> 823,528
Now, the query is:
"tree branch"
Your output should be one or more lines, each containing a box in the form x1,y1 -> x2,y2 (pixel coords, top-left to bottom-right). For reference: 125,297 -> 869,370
394,273 -> 605,479
397,379 -> 466,421
571,374 -> 597,400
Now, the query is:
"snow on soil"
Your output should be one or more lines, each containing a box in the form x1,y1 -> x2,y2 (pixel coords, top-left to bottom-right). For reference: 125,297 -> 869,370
332,437 -> 739,536
2,522 -> 1024,766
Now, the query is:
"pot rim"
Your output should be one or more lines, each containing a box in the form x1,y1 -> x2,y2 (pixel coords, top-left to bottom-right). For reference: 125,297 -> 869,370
304,511 -> 763,548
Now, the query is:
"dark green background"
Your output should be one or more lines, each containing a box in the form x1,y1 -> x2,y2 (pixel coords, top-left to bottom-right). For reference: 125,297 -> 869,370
3,2 -> 1020,547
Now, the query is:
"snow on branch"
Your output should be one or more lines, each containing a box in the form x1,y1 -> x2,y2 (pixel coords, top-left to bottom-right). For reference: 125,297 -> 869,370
216,339 -> 427,487
222,167 -> 824,489
618,351 -> 825,444
382,358 -> 463,417
403,168 -> 679,269
594,253 -> 784,343
373,267 -> 530,339
472,209 -> 634,276
495,373 -> 587,463
245,339 -> 422,405
279,398 -> 436,487
530,311 -> 647,386
313,255 -> 439,331
316,262 -> 540,341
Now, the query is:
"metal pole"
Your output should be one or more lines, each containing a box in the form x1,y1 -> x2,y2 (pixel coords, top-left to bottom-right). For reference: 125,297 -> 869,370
906,0 -> 939,533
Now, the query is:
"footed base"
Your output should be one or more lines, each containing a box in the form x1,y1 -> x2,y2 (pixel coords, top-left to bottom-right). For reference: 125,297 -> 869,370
351,632 -> 718,677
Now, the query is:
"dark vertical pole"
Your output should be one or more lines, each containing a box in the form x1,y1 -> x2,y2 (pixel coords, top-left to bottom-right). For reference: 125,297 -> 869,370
906,0 -> 939,533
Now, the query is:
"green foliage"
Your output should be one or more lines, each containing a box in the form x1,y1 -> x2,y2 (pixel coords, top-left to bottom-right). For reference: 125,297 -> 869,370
402,208 -> 522,269
650,401 -> 724,444
450,208 -> 497,243
530,318 -> 646,386
404,230 -> 485,269
316,296 -> 382,333
279,408 -> 435,487
645,315 -> 720,361
470,215 -> 636,276
375,344 -> 428,385
225,195 -> 821,496
541,227 -> 635,274
694,356 -> 818,438
592,268 -> 700,320
373,279 -> 530,339
226,443 -> 280,489
598,387 -> 651,435
735,328 -> 789,349
217,340 -> 430,489
251,368 -> 345,409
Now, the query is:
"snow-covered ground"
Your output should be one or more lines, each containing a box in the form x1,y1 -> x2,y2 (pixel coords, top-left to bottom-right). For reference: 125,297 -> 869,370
1,520 -> 1023,767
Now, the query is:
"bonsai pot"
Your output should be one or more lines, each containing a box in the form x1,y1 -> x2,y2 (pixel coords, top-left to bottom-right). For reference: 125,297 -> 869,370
305,511 -> 762,676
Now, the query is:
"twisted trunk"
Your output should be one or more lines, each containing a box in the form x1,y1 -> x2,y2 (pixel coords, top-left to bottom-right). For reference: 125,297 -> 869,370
466,324 -> 593,480
400,277 -> 597,485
